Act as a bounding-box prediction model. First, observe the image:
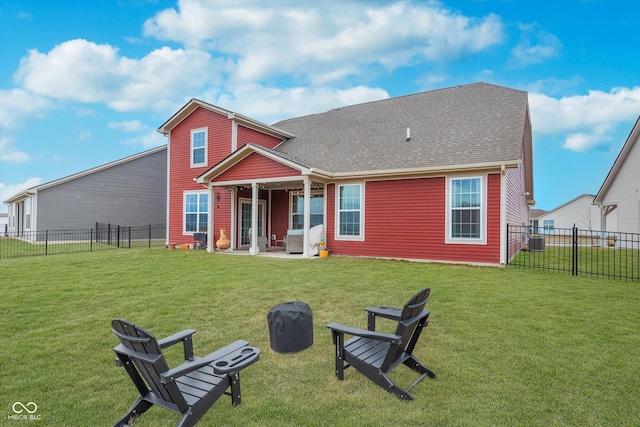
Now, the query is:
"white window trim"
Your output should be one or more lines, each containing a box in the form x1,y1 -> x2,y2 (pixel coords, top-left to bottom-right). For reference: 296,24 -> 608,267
445,175 -> 486,245
238,198 -> 267,247
190,127 -> 208,167
24,198 -> 32,231
334,182 -> 365,241
289,190 -> 325,230
183,190 -> 209,235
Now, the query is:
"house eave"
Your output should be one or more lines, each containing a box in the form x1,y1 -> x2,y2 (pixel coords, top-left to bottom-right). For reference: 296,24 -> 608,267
3,190 -> 36,205
157,98 -> 295,140
196,143 -> 311,184
593,115 -> 640,205
329,160 -> 522,180
227,112 -> 295,139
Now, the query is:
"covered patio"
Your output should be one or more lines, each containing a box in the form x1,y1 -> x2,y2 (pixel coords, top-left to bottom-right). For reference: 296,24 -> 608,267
195,144 -> 330,258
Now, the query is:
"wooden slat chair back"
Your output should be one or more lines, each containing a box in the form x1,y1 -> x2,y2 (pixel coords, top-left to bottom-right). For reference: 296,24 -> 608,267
111,319 -> 259,427
327,288 -> 435,400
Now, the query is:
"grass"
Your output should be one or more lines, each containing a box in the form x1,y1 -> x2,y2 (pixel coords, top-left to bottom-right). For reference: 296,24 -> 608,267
0,236 -> 165,259
1,250 -> 639,426
510,245 -> 640,281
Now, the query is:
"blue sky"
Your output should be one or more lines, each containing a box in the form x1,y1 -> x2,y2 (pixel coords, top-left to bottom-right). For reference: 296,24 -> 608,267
1,0 -> 639,213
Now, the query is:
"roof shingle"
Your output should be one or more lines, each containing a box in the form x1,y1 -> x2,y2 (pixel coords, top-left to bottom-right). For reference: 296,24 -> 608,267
272,82 -> 528,173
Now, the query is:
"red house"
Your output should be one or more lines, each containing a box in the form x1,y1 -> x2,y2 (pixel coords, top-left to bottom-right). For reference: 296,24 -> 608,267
158,82 -> 534,265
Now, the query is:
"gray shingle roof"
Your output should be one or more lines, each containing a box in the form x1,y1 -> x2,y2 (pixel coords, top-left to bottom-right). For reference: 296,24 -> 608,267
272,82 -> 528,173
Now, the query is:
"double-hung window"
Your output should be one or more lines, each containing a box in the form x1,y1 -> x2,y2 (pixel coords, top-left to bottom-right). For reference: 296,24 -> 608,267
337,183 -> 363,238
184,192 -> 208,233
449,177 -> 482,240
25,198 -> 32,230
190,128 -> 207,167
543,220 -> 554,231
291,192 -> 324,229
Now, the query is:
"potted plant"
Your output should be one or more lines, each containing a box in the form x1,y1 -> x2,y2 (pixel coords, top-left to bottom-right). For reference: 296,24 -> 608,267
319,239 -> 329,258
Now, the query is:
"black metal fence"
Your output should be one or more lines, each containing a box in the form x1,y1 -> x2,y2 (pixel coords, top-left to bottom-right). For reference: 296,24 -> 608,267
0,223 -> 166,259
507,224 -> 640,282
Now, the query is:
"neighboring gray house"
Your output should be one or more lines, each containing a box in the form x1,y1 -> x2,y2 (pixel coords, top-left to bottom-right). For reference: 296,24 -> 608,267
594,116 -> 640,235
4,146 -> 167,238
535,194 -> 600,233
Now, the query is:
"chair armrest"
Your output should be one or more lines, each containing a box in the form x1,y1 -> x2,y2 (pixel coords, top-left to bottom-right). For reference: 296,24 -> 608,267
211,346 -> 260,375
326,323 -> 402,344
160,340 -> 250,383
365,306 -> 402,320
158,329 -> 196,360
157,329 -> 196,349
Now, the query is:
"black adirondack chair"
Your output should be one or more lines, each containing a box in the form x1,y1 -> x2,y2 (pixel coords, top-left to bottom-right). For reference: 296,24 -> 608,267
327,288 -> 436,400
111,319 -> 259,427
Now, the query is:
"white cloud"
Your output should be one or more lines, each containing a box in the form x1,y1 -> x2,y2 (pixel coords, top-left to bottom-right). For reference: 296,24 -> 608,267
120,131 -> 166,148
14,39 -> 222,112
211,84 -> 389,124
530,86 -> 640,151
0,88 -> 53,131
0,135 -> 31,163
143,0 -> 503,84
510,23 -> 562,68
0,177 -> 42,205
109,120 -> 147,132
109,120 -> 165,147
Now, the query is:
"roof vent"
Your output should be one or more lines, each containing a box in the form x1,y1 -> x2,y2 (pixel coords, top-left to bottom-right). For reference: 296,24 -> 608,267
406,128 -> 411,142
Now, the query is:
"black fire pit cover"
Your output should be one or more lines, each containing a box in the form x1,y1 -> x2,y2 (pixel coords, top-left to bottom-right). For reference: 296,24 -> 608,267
267,301 -> 313,353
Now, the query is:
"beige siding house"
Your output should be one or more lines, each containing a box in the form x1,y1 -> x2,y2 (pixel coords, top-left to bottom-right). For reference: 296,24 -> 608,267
536,194 -> 599,232
594,117 -> 640,234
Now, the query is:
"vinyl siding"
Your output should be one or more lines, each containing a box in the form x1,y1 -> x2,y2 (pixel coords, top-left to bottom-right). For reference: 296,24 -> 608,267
237,125 -> 283,150
36,148 -> 166,230
216,153 -> 301,182
505,165 -> 529,260
598,131 -> 640,234
168,107 -> 232,244
325,173 -> 502,264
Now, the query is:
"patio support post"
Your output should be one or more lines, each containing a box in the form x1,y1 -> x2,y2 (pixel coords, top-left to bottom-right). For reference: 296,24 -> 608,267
230,187 -> 237,250
251,182 -> 259,255
303,177 -> 311,258
207,183 -> 214,253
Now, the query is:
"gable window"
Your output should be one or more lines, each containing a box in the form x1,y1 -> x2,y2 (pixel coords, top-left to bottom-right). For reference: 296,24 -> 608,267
184,192 -> 208,233
191,128 -> 207,167
337,183 -> 363,238
450,177 -> 482,240
291,192 -> 324,229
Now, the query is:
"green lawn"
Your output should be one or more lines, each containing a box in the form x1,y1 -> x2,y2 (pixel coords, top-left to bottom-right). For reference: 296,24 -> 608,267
1,250 -> 638,426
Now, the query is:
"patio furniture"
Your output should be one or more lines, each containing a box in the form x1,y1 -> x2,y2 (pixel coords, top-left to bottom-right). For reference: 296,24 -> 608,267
327,288 -> 435,400
267,301 -> 313,353
284,225 -> 324,255
285,229 -> 303,254
111,319 -> 260,427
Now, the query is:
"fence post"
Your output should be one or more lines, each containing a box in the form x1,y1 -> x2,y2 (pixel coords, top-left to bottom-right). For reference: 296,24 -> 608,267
571,224 -> 578,276
91,228 -> 93,252
45,230 -> 49,255
506,224 -> 510,265
108,223 -> 111,245
117,225 -> 121,248
128,226 -> 131,248
148,224 -> 152,249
